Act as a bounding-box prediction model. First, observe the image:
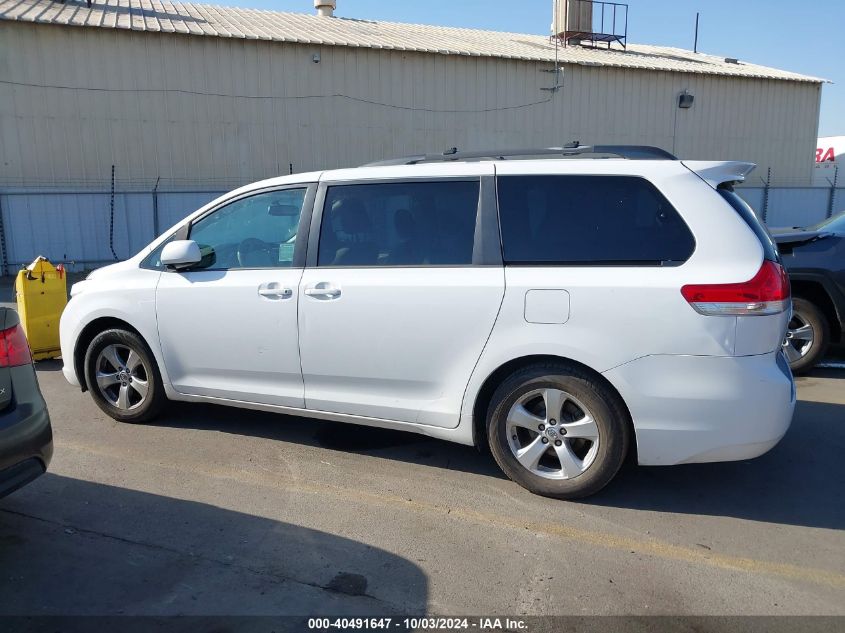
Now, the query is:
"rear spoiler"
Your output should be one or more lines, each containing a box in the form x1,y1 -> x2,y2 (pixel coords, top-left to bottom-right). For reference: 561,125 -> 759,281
682,161 -> 757,188
772,229 -> 833,247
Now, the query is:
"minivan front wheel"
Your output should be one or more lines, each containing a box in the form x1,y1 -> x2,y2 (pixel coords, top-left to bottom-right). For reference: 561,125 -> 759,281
84,329 -> 165,423
487,364 -> 630,499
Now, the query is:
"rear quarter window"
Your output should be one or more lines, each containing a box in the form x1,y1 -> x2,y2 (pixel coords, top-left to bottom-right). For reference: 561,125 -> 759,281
718,186 -> 780,262
497,175 -> 695,265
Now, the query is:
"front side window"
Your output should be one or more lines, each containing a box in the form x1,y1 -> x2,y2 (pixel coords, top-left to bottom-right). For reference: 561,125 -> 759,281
497,175 -> 695,265
187,189 -> 306,270
140,234 -> 178,270
317,180 -> 480,267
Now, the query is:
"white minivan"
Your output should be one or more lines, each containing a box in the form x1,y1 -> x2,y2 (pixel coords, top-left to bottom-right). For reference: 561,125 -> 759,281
60,147 -> 795,498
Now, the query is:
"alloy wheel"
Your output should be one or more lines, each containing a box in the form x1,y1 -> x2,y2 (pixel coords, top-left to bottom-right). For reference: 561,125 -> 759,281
94,344 -> 150,411
783,312 -> 815,364
505,388 -> 600,480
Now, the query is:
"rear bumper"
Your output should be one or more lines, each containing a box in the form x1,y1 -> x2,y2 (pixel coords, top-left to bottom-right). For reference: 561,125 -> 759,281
0,365 -> 53,498
603,351 -> 795,466
59,301 -> 82,389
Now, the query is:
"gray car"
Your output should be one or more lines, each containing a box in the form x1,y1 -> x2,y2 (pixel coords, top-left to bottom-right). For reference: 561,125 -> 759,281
0,307 -> 53,498
772,211 -> 845,372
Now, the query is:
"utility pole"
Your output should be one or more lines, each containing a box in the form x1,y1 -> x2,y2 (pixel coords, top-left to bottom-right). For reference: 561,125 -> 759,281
694,13 -> 700,53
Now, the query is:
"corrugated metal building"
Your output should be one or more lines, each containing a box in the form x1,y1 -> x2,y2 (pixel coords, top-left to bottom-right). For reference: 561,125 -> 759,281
0,0 -> 829,269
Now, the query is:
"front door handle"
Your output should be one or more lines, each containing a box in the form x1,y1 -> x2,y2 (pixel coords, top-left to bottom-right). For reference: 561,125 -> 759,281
304,283 -> 341,299
258,283 -> 293,300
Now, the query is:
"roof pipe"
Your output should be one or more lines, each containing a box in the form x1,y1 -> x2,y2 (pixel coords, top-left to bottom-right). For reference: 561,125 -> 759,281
314,0 -> 336,17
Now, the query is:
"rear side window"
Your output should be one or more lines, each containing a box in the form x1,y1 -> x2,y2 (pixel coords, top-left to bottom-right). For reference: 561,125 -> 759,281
497,175 -> 695,265
718,186 -> 780,262
318,180 -> 479,267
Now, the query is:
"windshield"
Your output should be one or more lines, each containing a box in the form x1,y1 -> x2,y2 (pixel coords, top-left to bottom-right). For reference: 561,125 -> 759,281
806,211 -> 845,232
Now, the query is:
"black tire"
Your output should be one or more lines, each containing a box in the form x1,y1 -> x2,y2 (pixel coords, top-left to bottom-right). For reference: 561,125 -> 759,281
84,328 -> 166,423
486,363 -> 630,500
786,297 -> 830,374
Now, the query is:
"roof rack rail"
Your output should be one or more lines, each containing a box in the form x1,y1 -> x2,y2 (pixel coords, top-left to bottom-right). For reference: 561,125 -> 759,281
361,143 -> 677,167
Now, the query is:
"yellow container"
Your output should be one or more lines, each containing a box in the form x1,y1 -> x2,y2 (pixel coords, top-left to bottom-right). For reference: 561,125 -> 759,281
14,257 -> 68,361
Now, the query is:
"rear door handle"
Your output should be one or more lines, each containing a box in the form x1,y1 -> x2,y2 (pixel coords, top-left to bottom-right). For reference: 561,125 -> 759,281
304,283 -> 341,299
258,283 -> 293,300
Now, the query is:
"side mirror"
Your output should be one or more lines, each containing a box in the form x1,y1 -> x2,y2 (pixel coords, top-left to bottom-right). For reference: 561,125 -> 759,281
161,240 -> 202,270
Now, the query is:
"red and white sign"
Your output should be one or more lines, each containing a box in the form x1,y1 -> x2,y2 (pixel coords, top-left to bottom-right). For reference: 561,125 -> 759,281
816,136 -> 844,164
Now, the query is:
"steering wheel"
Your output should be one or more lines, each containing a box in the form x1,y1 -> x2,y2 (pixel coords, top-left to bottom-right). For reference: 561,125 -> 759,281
237,238 -> 274,268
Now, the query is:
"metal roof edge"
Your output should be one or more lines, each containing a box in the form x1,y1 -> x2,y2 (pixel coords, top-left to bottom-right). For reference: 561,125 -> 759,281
0,1 -> 826,83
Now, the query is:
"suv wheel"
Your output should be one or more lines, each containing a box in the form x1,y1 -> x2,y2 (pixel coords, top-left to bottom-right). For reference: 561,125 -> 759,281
487,363 -> 630,499
84,329 -> 166,423
784,297 -> 829,374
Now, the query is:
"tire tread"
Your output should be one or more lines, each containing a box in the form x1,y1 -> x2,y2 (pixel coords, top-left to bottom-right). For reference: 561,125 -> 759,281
486,361 -> 630,499
83,328 -> 166,424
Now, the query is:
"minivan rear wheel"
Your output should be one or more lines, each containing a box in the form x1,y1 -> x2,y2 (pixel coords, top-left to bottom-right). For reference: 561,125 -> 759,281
84,329 -> 166,423
487,363 -> 630,499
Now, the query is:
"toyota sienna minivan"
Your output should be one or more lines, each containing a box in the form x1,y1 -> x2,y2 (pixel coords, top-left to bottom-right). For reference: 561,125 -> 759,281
60,146 -> 795,498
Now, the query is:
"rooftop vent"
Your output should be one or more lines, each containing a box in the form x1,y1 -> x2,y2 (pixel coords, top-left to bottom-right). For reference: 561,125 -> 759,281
314,0 -> 336,17
553,0 -> 628,50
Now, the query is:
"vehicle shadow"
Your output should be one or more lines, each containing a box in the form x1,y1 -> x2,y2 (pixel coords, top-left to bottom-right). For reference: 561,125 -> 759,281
128,385 -> 844,527
41,357 -> 842,528
155,400 -> 506,481
805,367 -> 845,379
591,398 -> 845,531
32,359 -> 64,372
0,474 -> 428,616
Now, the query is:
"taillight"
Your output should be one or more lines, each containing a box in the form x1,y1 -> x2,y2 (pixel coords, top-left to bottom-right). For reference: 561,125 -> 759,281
681,260 -> 791,316
0,324 -> 32,367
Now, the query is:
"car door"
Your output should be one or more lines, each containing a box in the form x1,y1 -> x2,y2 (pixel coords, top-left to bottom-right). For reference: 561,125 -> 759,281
298,172 -> 505,428
155,184 -> 315,407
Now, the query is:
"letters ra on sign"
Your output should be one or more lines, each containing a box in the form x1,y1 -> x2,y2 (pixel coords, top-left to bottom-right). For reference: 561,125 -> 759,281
816,147 -> 835,163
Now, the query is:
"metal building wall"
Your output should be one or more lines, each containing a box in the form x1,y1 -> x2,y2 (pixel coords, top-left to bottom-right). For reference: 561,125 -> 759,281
0,21 -> 820,186
0,189 -> 224,270
0,21 -> 824,270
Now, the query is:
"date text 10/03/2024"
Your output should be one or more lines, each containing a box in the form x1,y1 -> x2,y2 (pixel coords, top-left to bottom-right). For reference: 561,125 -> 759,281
308,617 -> 528,631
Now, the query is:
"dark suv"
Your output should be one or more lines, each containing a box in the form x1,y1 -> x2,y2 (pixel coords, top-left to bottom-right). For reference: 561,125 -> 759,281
772,211 -> 845,372
0,307 -> 53,498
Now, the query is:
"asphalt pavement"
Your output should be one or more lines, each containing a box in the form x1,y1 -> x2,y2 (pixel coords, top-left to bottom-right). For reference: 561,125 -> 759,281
1,275 -> 843,616
0,359 -> 842,616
